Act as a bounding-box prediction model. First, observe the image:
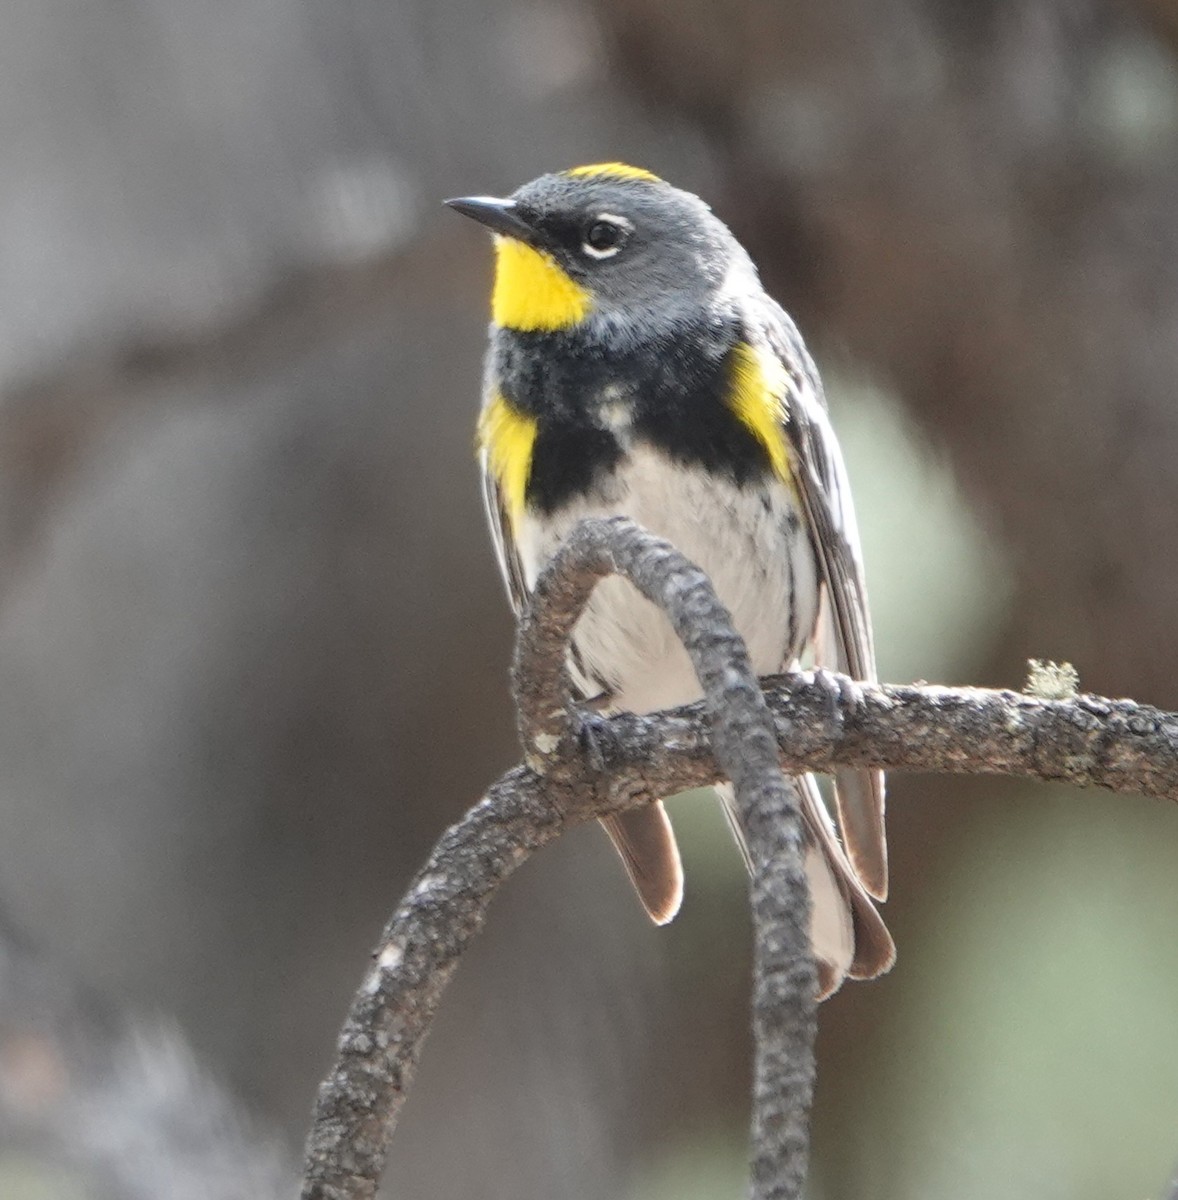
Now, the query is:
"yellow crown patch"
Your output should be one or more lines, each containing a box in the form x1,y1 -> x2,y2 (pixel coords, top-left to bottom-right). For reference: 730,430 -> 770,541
565,162 -> 662,184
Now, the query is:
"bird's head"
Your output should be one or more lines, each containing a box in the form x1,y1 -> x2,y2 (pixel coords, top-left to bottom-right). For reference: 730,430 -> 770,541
446,163 -> 748,338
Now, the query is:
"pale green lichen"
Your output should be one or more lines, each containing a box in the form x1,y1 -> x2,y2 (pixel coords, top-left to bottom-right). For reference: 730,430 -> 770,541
1024,658 -> 1080,700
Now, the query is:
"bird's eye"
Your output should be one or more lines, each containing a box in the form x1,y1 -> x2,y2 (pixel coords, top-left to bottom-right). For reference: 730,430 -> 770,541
585,221 -> 621,251
582,216 -> 630,259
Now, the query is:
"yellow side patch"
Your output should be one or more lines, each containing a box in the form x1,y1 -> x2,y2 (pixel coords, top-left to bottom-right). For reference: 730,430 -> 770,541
729,342 -> 792,482
478,391 -> 538,522
565,162 -> 662,183
492,237 -> 591,331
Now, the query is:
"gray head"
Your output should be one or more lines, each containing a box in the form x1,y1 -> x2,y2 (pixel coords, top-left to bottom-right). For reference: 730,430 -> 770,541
446,164 -> 754,338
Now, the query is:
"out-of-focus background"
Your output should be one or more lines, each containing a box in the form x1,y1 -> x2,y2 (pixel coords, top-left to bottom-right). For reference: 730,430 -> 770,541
2,0 -> 1178,1197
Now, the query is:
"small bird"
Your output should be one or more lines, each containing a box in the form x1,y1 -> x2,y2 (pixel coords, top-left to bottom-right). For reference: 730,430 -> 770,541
448,164 -> 894,996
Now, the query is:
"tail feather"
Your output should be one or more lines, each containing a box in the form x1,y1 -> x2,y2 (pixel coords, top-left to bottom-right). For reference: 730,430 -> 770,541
800,775 -> 895,986
600,802 -> 684,926
604,780 -> 894,997
718,778 -> 894,998
834,766 -> 889,901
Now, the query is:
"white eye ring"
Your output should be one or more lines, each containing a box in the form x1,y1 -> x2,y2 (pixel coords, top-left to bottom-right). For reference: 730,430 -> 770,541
581,213 -> 633,259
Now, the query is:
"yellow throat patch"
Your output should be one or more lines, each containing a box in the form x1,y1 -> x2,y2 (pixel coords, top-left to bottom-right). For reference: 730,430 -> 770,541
478,391 -> 537,524
492,237 -> 591,332
729,342 -> 792,482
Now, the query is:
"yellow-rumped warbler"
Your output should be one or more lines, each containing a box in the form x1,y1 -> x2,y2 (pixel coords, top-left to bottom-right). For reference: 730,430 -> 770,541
448,163 -> 893,996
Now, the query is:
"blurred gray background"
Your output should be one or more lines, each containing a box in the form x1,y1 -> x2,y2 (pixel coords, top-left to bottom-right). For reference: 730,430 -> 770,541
1,0 -> 1178,1197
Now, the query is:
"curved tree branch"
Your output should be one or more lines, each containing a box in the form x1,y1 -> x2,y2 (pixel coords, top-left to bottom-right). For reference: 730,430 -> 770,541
301,517 -> 817,1200
299,518 -> 1178,1200
513,518 -> 820,1200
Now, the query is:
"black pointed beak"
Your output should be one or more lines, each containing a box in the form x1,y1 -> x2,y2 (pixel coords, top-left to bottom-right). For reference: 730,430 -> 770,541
444,195 -> 539,243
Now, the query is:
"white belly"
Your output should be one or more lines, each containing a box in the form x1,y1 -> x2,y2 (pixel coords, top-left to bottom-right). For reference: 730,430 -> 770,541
515,444 -> 819,715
